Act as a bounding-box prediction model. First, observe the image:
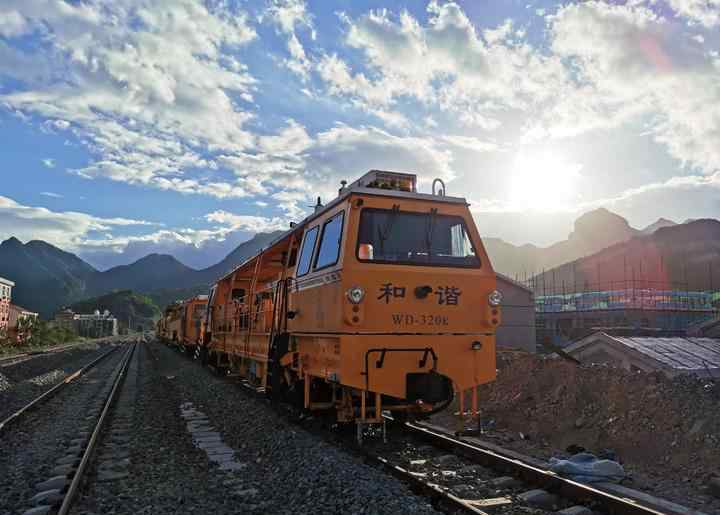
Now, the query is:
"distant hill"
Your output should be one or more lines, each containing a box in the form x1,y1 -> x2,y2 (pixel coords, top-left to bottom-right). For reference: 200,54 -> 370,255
0,230 -> 284,318
0,237 -> 96,317
147,285 -> 211,312
641,218 -> 677,235
532,219 -> 720,292
69,290 -> 161,331
196,231 -> 284,283
484,208 -> 641,278
87,253 -> 196,296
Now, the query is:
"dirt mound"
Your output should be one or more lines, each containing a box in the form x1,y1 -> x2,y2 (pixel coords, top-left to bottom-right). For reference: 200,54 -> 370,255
434,351 -> 720,509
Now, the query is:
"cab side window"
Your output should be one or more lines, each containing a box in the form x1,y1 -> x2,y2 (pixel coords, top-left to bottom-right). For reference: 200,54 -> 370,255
314,212 -> 344,270
296,225 -> 319,276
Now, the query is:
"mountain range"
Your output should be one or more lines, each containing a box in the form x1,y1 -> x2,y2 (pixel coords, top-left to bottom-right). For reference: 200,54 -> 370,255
2,207 -> 716,320
0,231 -> 282,318
482,208 -> 680,279
532,218 -> 720,292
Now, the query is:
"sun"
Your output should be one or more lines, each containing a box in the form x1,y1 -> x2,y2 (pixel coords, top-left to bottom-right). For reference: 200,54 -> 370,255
509,153 -> 582,211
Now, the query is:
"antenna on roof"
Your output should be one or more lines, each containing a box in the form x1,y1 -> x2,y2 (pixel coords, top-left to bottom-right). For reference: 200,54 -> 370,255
314,196 -> 323,213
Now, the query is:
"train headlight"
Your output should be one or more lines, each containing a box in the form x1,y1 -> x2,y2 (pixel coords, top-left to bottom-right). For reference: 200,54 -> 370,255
488,290 -> 503,307
346,286 -> 366,304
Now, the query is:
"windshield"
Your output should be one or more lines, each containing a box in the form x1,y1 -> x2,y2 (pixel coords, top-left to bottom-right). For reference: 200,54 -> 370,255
357,208 -> 480,267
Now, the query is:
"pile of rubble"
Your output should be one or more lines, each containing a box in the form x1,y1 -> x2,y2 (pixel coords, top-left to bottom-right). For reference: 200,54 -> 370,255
434,351 -> 720,507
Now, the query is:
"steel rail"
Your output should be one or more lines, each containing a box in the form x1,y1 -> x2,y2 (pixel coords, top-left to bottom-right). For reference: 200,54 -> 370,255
0,340 -> 102,366
57,342 -> 136,515
361,447 -> 490,515
404,421 -> 668,515
0,346 -> 120,434
171,342 -> 486,515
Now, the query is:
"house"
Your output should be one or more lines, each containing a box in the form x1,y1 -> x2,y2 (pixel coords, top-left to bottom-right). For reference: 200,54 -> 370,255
0,276 -> 14,334
53,308 -> 118,338
565,331 -> 720,378
8,304 -> 38,343
495,273 -> 536,353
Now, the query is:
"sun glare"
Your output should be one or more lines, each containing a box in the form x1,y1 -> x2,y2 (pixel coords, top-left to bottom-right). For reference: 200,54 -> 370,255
509,154 -> 582,211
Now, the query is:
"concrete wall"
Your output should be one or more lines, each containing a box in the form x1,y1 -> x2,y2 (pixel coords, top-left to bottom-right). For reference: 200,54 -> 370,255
495,276 -> 536,353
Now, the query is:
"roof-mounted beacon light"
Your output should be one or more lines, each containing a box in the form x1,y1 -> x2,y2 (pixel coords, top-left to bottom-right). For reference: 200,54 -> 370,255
338,180 -> 347,195
345,170 -> 417,193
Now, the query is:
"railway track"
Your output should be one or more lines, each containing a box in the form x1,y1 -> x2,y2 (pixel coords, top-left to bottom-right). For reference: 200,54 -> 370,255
57,342 -> 136,515
0,341 -> 100,368
190,349 -> 704,515
0,342 -> 137,515
359,419 -> 688,515
0,345 -> 119,433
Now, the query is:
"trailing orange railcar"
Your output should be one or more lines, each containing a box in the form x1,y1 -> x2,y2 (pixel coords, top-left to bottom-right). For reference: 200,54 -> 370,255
161,302 -> 183,344
179,294 -> 208,355
200,170 -> 501,432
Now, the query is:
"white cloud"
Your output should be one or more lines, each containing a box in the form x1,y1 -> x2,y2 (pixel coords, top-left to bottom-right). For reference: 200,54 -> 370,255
587,171 -> 720,206
41,158 -> 55,168
543,1 -> 720,173
328,3 -> 570,128
40,191 -> 62,198
217,119 -> 456,218
265,0 -> 314,79
1,0 -> 257,199
205,211 -> 287,233
667,0 -> 720,27
0,194 -> 154,250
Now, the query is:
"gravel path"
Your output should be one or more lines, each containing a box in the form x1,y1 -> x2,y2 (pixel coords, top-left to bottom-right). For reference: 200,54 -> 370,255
71,341 -> 441,515
0,346 -> 126,515
0,341 -> 111,422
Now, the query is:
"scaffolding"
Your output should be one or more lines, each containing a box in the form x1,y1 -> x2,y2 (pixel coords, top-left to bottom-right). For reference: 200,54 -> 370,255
523,277 -> 720,314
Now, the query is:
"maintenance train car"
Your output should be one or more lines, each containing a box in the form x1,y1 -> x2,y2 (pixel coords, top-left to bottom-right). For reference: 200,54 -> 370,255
161,302 -> 183,344
199,170 -> 501,432
179,294 -> 208,355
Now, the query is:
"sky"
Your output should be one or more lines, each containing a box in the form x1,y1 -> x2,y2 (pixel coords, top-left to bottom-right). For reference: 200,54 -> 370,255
1,0 -> 719,270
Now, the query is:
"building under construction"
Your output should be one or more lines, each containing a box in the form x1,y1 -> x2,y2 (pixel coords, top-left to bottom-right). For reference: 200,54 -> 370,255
530,279 -> 719,346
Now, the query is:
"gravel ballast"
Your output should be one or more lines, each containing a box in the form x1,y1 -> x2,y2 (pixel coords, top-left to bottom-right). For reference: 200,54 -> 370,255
0,341 -> 110,422
0,346 -> 127,514
71,341 -> 441,515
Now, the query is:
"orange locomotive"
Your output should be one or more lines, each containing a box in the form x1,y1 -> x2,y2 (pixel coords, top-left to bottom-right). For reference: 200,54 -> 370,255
200,171 -> 501,432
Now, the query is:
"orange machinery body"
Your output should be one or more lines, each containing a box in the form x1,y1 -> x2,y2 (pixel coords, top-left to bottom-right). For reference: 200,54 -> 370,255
163,303 -> 183,344
203,170 -> 499,424
179,295 -> 208,351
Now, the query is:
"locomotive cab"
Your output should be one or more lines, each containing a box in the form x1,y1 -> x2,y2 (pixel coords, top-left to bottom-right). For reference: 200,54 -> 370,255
285,171 -> 499,426
200,170 -> 500,434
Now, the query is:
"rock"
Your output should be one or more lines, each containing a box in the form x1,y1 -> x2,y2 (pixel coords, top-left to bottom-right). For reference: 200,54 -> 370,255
433,454 -> 458,466
558,506 -> 593,515
35,476 -> 70,491
574,416 -> 586,428
689,419 -> 706,436
21,506 -> 53,515
30,489 -> 63,506
97,470 -> 129,482
518,489 -> 558,509
491,476 -> 522,489
51,464 -> 74,476
458,465 -> 486,475
709,477 -> 720,499
232,488 -> 259,498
